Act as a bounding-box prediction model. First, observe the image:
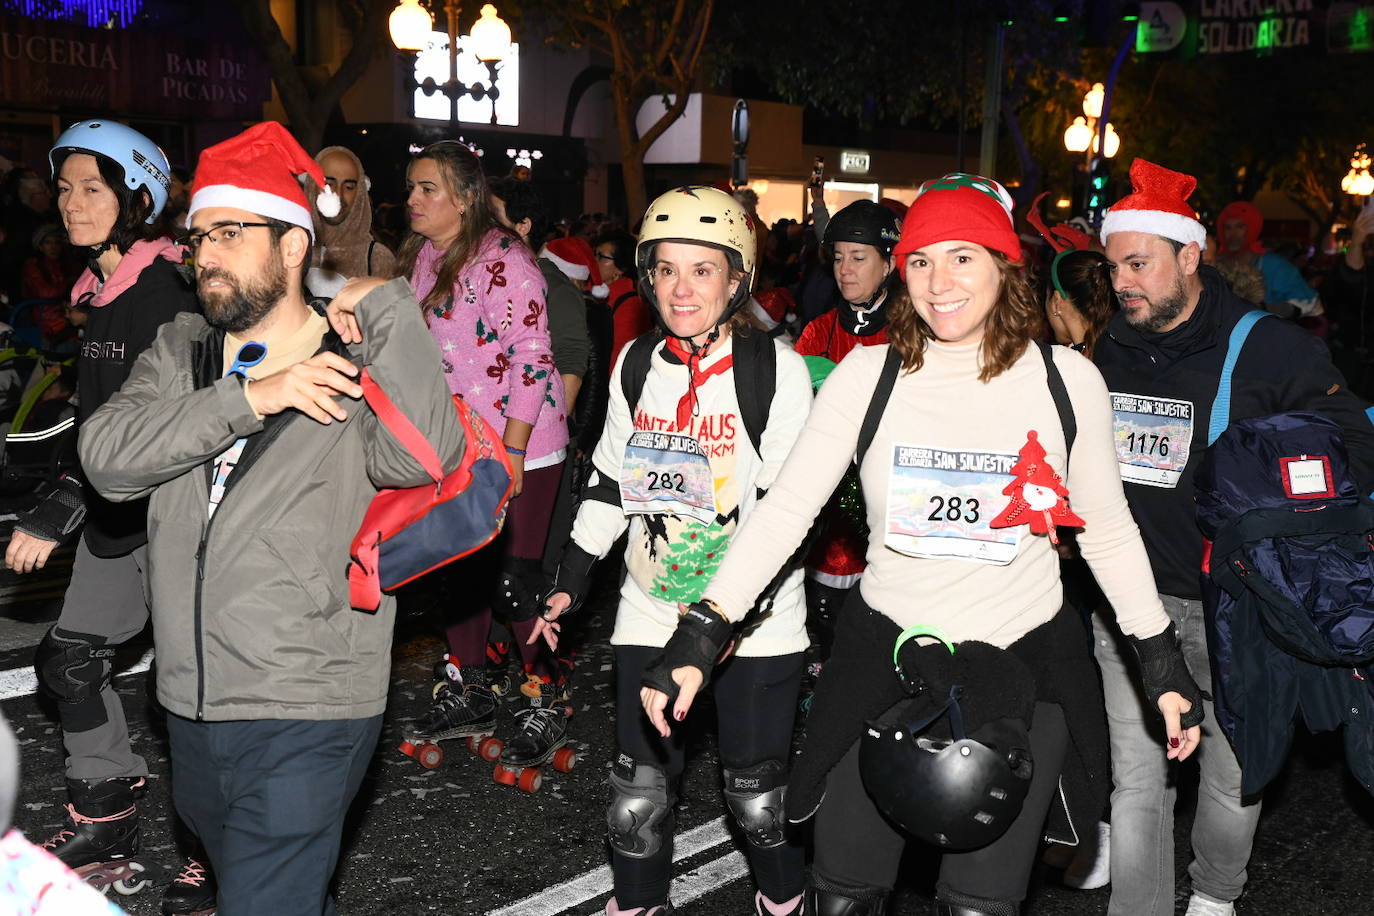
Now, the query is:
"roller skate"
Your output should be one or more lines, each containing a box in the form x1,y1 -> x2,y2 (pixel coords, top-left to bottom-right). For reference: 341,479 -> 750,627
161,855 -> 217,915
494,668 -> 579,793
486,635 -> 514,698
41,776 -> 166,897
398,654 -> 502,770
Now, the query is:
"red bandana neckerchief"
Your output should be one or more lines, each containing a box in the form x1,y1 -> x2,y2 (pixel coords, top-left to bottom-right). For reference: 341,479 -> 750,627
664,337 -> 733,432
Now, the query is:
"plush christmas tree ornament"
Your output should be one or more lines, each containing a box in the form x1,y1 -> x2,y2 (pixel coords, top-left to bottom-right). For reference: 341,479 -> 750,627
188,121 -> 337,238
988,431 -> 1084,545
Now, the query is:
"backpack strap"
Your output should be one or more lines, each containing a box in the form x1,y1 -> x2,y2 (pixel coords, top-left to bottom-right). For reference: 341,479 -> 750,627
359,369 -> 444,484
856,346 -> 903,467
733,330 -> 775,459
1208,310 -> 1270,446
1036,341 -> 1076,461
610,289 -> 637,316
620,333 -> 659,420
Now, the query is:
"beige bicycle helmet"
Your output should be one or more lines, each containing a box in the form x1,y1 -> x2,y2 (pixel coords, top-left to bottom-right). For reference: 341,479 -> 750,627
636,186 -> 757,326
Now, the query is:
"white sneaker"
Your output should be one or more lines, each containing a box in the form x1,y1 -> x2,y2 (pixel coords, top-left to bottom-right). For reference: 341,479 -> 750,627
1184,894 -> 1236,916
1062,821 -> 1111,890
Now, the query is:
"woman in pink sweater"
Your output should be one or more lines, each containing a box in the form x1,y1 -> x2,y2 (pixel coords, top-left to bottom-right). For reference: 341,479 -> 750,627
396,141 -> 571,755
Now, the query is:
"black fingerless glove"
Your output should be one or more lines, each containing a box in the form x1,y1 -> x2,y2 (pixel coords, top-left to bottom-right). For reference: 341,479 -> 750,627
14,475 -> 86,543
641,601 -> 734,705
544,541 -> 598,616
1127,624 -> 1205,730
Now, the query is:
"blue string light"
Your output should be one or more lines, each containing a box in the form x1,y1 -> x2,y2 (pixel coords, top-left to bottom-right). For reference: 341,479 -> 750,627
11,0 -> 145,29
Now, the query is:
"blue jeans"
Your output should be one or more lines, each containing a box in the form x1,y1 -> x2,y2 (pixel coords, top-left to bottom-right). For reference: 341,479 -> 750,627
166,713 -> 383,916
1094,596 -> 1262,914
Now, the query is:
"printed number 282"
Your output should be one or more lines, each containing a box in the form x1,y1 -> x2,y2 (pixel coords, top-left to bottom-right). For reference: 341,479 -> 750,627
646,471 -> 685,492
928,495 -> 979,523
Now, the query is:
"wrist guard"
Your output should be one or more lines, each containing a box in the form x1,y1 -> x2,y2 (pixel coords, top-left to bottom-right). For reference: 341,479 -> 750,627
641,602 -> 734,705
544,541 -> 597,616
14,475 -> 86,543
1127,624 -> 1205,730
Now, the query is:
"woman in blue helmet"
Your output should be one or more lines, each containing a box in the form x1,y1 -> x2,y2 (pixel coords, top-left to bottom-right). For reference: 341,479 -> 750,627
9,120 -> 207,912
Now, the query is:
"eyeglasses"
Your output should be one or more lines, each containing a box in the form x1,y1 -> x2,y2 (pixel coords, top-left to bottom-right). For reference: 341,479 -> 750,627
595,253 -> 615,262
647,264 -> 727,287
180,222 -> 275,254
226,341 -> 267,378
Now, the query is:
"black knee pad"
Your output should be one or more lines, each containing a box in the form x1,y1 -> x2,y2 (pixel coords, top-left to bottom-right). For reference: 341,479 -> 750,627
34,627 -> 115,733
934,885 -> 1018,916
723,758 -> 788,849
607,752 -> 675,859
806,872 -> 888,915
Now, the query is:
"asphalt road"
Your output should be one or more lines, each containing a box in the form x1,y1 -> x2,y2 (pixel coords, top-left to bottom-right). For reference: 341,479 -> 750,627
4,553 -> 1374,915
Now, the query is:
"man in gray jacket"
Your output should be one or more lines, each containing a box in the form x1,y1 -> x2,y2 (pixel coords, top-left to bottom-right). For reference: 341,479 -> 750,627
78,122 -> 465,916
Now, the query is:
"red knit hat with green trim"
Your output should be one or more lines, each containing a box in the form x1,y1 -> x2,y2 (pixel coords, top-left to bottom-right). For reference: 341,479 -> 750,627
892,173 -> 1021,277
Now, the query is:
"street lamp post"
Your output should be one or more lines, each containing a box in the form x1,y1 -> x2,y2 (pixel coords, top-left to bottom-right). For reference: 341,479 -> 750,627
389,1 -> 511,126
1342,145 -> 1374,198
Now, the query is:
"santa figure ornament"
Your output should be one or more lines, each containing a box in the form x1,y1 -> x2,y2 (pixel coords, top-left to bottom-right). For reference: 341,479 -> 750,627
988,431 -> 1084,545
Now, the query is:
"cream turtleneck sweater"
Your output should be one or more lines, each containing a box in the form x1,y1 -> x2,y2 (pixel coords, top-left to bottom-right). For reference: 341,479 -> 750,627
704,339 -> 1171,648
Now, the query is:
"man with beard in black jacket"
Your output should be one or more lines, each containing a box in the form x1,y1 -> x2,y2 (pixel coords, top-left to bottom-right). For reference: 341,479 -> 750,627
1090,159 -> 1374,916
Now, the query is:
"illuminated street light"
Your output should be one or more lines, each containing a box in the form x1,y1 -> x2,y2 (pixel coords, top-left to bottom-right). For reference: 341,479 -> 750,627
1091,122 -> 1121,158
392,1 -> 513,125
1342,146 -> 1374,197
469,4 -> 512,61
1082,82 -> 1105,120
388,0 -> 433,51
1064,116 -> 1093,153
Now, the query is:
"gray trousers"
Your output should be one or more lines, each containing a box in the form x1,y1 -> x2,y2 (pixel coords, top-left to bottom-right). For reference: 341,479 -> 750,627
50,535 -> 150,781
1094,596 -> 1262,913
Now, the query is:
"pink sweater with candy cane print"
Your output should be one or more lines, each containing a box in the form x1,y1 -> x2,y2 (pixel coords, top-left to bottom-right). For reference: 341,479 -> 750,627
410,229 -> 568,468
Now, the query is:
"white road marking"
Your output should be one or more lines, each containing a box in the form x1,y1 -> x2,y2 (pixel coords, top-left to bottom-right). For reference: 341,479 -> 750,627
485,816 -> 743,916
0,648 -> 154,702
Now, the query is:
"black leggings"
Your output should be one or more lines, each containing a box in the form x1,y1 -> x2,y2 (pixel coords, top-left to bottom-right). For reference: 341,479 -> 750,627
813,701 -> 1069,906
613,645 -> 806,908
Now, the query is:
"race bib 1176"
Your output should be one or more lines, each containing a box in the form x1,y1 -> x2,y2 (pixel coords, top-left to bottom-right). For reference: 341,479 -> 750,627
1111,393 -> 1194,488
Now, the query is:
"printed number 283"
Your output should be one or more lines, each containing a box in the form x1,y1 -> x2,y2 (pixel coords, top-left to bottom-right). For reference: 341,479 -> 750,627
928,495 -> 979,523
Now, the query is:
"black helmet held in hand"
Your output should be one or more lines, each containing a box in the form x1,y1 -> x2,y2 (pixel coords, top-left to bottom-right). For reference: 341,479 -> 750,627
859,687 -> 1033,850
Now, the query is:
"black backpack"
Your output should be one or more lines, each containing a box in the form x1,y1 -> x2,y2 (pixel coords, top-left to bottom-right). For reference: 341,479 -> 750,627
619,327 -> 777,459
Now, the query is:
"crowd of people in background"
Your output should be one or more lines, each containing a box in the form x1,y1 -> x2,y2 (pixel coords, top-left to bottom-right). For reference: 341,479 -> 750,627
0,117 -> 1371,916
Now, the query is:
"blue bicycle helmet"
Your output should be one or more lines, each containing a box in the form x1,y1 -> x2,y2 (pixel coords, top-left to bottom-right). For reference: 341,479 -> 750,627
48,120 -> 172,224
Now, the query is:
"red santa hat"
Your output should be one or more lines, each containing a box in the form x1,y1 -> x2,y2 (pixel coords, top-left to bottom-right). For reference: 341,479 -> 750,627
892,173 -> 1022,278
540,236 -> 608,299
187,121 -> 340,239
1100,159 -> 1206,250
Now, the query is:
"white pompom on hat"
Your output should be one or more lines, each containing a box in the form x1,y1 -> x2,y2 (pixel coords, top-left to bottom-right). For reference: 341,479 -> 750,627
187,121 -> 339,239
1100,158 -> 1207,250
540,236 -> 609,298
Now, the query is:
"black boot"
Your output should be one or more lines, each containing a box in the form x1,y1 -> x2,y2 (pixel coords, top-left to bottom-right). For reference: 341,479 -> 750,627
804,873 -> 887,915
932,886 -> 1019,916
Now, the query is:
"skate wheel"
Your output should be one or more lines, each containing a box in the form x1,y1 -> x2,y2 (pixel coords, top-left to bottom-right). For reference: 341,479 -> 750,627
111,863 -> 150,896
552,747 -> 578,772
517,767 -> 542,793
493,764 -> 518,786
398,740 -> 419,759
416,743 -> 444,769
476,736 -> 504,762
